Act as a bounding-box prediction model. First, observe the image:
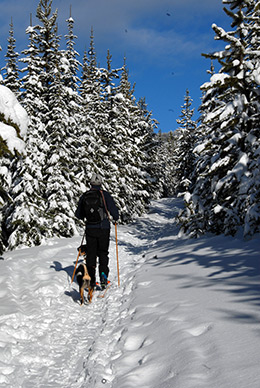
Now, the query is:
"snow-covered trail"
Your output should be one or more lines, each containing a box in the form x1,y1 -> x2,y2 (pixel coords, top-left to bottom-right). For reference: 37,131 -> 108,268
0,198 -> 153,388
0,198 -> 259,388
0,233 -> 140,387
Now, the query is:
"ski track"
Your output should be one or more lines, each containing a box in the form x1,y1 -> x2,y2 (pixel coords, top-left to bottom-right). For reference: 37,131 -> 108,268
0,198 -> 259,387
0,224 -> 149,388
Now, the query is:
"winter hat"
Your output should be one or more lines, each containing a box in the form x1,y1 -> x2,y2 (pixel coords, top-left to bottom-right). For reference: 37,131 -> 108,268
90,173 -> 102,186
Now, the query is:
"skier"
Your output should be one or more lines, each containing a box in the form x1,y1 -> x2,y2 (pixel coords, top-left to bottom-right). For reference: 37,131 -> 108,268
75,173 -> 119,290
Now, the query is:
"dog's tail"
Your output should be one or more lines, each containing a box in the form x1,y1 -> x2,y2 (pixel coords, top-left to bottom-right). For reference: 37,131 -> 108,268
83,273 -> 91,281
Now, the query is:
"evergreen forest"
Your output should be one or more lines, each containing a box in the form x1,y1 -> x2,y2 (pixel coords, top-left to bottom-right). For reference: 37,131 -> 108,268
0,0 -> 259,255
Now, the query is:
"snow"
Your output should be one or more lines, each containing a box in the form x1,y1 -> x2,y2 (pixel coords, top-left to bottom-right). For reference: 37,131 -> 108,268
209,155 -> 230,173
252,66 -> 260,85
213,204 -> 223,214
115,93 -> 124,101
228,133 -> 242,145
0,85 -> 28,154
193,142 -> 206,154
201,73 -> 229,90
0,122 -> 26,154
232,153 -> 249,181
0,198 -> 259,388
232,59 -> 240,67
0,85 -> 28,139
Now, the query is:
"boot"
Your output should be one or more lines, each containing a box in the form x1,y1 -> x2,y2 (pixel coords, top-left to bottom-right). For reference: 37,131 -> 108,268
100,272 -> 108,290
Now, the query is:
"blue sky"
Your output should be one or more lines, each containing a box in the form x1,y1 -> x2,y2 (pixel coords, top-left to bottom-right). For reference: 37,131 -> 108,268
0,0 -> 231,132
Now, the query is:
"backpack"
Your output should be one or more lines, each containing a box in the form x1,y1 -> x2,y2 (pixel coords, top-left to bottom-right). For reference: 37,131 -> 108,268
83,190 -> 105,224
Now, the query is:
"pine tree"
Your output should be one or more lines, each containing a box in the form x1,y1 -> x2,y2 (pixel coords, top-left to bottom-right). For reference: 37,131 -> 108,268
174,89 -> 196,194
2,18 -> 20,95
136,96 -> 161,200
154,130 -> 176,197
62,8 -> 85,188
7,1 -> 58,249
89,50 -> 121,201
43,67 -> 79,237
0,112 -> 13,254
8,0 -> 80,245
34,0 -> 58,128
80,27 -> 99,115
37,3 -> 80,238
110,58 -> 157,220
78,28 -> 101,185
63,7 -> 81,91
6,14 -> 52,249
0,85 -> 28,254
178,0 -> 260,238
62,6 -> 82,128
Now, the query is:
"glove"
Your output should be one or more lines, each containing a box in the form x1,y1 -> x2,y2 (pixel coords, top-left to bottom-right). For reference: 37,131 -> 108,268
78,244 -> 87,254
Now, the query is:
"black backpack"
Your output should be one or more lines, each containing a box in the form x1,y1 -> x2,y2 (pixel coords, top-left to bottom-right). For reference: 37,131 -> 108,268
83,190 -> 105,224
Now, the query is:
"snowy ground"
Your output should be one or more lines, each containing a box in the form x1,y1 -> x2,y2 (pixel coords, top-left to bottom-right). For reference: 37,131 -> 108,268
0,198 -> 259,388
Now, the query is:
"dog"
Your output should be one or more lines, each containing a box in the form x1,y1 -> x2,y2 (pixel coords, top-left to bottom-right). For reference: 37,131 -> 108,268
75,245 -> 94,304
75,262 -> 94,304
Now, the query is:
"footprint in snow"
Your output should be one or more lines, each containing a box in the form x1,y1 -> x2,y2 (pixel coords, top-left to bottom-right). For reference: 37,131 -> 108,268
186,323 -> 213,337
138,281 -> 152,287
124,335 -> 153,351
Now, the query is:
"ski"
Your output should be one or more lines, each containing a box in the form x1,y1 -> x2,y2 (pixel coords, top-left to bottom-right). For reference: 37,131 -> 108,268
98,281 -> 112,298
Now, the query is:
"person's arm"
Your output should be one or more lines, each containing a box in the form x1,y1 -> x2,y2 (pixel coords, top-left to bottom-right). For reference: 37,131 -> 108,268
104,191 -> 119,221
75,194 -> 85,220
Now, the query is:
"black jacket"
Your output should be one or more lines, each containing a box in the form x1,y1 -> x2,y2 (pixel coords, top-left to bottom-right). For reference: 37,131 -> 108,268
75,185 -> 119,229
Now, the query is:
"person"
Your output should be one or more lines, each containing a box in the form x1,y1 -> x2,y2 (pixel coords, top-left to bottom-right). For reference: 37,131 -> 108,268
75,173 -> 119,290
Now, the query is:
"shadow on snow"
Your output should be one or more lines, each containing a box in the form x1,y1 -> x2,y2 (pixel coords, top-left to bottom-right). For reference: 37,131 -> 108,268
51,259 -> 83,304
120,198 -> 260,326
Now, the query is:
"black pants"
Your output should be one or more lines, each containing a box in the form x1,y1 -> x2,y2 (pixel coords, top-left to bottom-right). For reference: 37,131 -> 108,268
86,228 -> 110,286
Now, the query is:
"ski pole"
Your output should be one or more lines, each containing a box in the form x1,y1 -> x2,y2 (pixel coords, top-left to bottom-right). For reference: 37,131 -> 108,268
71,233 -> 85,284
115,222 -> 120,286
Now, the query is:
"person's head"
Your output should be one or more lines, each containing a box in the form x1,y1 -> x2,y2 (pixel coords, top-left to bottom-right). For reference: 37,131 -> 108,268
90,173 -> 102,186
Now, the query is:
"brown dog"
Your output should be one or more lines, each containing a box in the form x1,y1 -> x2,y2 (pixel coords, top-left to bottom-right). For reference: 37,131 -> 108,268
75,262 -> 93,304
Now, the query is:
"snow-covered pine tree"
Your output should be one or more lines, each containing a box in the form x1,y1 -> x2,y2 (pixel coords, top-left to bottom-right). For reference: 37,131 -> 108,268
62,9 -> 85,198
174,89 -> 197,194
178,0 -> 260,238
63,8 -> 81,92
6,2 -> 60,248
136,96 -> 161,200
34,0 -> 58,129
1,18 -> 20,95
19,16 -> 48,154
108,58 -> 156,220
99,48 -> 122,176
0,46 -> 2,76
82,52 -> 149,221
6,15 -> 51,250
63,8 -> 82,129
17,0 -> 79,239
20,16 -> 43,118
87,50 -> 122,201
78,28 -> 102,186
0,85 -> 28,254
80,28 -> 99,117
39,16 -> 80,237
43,66 -> 79,237
153,130 -> 177,197
239,0 -> 260,237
